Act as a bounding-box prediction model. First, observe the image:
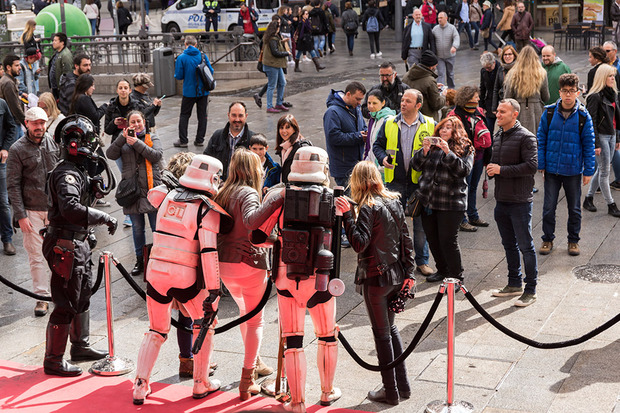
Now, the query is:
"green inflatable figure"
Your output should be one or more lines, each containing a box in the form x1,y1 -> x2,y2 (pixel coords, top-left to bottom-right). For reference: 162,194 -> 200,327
35,3 -> 92,38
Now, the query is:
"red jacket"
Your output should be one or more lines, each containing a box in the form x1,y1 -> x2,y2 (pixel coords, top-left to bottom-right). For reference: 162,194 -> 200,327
421,1 -> 437,25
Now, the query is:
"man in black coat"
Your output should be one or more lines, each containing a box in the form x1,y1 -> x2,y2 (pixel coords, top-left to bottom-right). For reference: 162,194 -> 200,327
479,51 -> 499,132
401,8 -> 435,67
203,101 -> 255,181
58,54 -> 91,116
361,61 -> 410,118
487,98 -> 538,308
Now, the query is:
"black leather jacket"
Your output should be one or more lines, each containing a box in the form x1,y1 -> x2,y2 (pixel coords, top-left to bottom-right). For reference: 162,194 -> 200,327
586,89 -> 620,148
342,197 -> 415,286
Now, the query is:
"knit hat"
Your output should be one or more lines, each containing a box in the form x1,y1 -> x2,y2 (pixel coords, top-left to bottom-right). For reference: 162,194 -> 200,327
483,1 -> 492,7
420,50 -> 438,67
132,73 -> 154,88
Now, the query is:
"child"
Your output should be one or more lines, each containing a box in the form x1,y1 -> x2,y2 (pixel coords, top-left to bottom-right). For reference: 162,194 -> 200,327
249,134 -> 281,193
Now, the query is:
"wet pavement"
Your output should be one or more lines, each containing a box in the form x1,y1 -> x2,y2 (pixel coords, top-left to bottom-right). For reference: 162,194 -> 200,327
1,27 -> 619,413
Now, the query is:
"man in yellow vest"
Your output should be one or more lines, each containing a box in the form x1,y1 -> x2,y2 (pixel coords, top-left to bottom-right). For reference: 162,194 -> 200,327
373,88 -> 436,277
203,0 -> 221,33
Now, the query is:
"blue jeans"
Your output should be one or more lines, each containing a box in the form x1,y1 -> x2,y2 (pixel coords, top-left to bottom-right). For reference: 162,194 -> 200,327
611,148 -> 620,183
0,163 -> 12,243
262,65 -> 286,109
587,134 -> 616,204
346,33 -> 355,52
437,56 -> 455,89
295,49 -> 318,59
542,173 -> 582,243
465,158 -> 484,222
89,19 -> 97,35
457,21 -> 474,48
130,211 -> 157,258
313,35 -> 325,54
386,181 -> 429,266
495,202 -> 538,294
470,21 -> 480,45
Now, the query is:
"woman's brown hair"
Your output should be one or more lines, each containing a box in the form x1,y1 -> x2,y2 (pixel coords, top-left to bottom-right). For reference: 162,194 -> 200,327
275,114 -> 301,154
433,116 -> 473,158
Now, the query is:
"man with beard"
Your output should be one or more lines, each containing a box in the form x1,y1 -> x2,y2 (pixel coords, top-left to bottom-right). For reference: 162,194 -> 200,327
203,101 -> 255,181
0,55 -> 25,129
58,54 -> 91,116
541,46 -> 571,105
361,61 -> 409,118
403,50 -> 445,119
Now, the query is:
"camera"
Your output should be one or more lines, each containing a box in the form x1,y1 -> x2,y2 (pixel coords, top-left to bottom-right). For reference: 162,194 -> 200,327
428,137 -> 441,146
128,129 -> 136,137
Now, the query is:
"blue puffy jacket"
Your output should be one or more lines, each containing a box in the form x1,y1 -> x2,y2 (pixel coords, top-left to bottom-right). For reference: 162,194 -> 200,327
536,100 -> 596,177
323,89 -> 367,178
174,45 -> 214,98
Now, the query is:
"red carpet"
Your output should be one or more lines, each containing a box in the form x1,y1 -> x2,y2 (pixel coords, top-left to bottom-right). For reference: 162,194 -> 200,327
0,360 -> 363,412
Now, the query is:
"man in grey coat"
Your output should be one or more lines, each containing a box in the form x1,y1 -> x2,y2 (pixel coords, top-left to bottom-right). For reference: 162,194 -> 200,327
432,12 -> 460,89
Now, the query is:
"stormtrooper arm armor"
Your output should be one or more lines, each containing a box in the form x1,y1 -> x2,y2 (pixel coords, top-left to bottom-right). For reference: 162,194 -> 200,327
148,184 -> 169,209
198,208 -> 221,311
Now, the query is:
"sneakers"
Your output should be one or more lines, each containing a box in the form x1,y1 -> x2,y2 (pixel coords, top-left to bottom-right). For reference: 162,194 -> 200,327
568,242 -> 580,256
95,199 -> 111,207
173,140 -> 188,148
491,285 -> 523,297
302,55 -> 312,62
341,234 -> 350,248
539,241 -> 553,255
610,181 -> 620,191
193,140 -> 204,146
282,101 -> 293,108
266,107 -> 281,113
275,104 -> 289,112
416,264 -> 434,276
34,301 -> 49,316
514,293 -> 537,307
469,218 -> 489,227
123,215 -> 132,227
253,93 -> 262,108
459,222 -> 478,232
370,53 -> 376,59
583,196 -> 596,212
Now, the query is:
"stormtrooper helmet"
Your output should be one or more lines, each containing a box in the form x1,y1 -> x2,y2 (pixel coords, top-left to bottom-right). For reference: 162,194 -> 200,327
179,155 -> 223,196
288,147 -> 330,185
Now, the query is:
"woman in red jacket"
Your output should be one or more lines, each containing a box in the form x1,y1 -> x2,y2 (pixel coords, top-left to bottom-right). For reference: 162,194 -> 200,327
421,0 -> 437,25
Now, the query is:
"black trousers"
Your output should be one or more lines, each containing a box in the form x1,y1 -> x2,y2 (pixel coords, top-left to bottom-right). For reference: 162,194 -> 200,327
421,209 -> 464,279
43,236 -> 93,325
367,32 -> 381,54
363,283 -> 410,394
178,95 -> 208,144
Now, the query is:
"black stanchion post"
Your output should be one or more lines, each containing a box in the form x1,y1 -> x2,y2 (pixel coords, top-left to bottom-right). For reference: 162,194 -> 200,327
91,251 -> 134,376
426,279 -> 474,413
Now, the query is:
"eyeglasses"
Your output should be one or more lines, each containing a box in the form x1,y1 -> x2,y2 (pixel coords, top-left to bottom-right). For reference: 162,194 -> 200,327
605,49 -> 614,53
380,73 -> 395,78
560,89 -> 578,95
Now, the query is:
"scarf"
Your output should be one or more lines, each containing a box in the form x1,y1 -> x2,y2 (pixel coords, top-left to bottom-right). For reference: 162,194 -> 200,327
463,102 -> 478,114
366,107 -> 397,158
142,132 -> 154,190
602,86 -> 617,103
280,139 -> 293,164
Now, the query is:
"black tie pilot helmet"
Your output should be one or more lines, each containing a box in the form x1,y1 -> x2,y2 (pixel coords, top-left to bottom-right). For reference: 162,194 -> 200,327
54,115 -> 99,159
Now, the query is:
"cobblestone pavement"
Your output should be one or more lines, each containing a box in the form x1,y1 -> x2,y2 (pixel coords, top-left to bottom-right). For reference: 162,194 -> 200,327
1,28 -> 619,413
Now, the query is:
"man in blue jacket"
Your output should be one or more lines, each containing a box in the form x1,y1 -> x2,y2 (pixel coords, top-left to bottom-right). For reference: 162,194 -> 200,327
174,35 -> 214,148
323,81 -> 367,190
536,73 -> 595,257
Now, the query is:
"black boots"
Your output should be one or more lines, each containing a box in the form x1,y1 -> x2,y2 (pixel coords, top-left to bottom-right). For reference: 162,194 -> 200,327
609,202 -> 620,217
131,257 -> 144,276
368,335 -> 399,405
583,196 -> 596,212
312,57 -> 325,72
294,58 -> 301,72
44,323 -> 83,376
70,310 -> 108,361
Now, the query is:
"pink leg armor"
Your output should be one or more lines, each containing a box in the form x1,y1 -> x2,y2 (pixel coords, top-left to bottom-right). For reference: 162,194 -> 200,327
133,331 -> 166,405
284,347 -> 307,412
317,340 -> 341,405
192,323 -> 220,398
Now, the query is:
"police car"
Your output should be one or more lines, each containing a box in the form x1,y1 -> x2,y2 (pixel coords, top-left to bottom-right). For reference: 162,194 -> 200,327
161,0 -> 280,34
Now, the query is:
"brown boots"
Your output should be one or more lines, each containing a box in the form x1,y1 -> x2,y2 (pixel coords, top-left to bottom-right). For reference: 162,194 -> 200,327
312,57 -> 325,72
294,59 -> 301,72
239,367 -> 261,400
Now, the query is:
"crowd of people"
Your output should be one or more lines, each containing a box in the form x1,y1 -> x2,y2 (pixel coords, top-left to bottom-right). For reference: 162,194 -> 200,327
1,1 -> 620,412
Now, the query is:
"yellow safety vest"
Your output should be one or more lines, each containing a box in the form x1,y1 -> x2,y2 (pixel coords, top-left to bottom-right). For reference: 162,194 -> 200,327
383,114 -> 435,184
204,0 -> 218,7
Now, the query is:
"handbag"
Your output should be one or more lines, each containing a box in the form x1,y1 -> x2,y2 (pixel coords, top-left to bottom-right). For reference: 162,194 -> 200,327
481,27 -> 490,38
196,53 -> 216,92
257,48 -> 264,72
404,192 -> 424,217
115,173 -> 140,207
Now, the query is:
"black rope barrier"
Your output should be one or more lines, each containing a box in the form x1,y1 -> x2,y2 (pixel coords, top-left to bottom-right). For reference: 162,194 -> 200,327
113,258 -> 273,335
0,274 -> 52,302
463,287 -> 620,349
339,289 -> 444,371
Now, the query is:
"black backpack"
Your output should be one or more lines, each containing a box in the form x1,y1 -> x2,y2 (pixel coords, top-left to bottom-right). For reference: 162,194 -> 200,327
310,12 -> 323,35
545,105 -> 586,135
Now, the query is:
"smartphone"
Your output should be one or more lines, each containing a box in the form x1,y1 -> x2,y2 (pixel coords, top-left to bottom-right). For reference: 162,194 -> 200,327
387,154 -> 393,164
159,95 -> 166,99
128,129 -> 136,137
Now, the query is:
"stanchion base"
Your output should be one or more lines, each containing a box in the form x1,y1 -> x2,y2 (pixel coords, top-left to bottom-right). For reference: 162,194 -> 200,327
90,356 -> 134,376
426,400 -> 474,413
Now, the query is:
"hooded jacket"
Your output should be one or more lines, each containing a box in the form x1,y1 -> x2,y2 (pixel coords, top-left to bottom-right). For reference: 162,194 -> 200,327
402,64 -> 446,118
536,100 -> 596,177
323,89 -> 367,178
174,45 -> 214,98
543,57 -> 571,105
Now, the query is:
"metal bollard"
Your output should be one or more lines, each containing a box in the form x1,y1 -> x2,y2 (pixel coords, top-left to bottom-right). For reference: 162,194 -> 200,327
91,252 -> 134,376
426,278 -> 474,413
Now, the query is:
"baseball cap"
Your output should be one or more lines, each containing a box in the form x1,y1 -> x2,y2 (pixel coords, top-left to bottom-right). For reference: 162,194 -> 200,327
132,73 -> 154,88
25,107 -> 49,122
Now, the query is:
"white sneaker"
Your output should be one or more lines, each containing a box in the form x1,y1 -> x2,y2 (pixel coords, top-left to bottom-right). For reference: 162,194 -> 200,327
302,56 -> 312,62
376,51 -> 383,57
370,53 -> 376,59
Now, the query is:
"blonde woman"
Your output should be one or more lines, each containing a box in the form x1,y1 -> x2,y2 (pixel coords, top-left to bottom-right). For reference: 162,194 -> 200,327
504,45 -> 550,134
335,161 -> 414,406
584,64 -> 620,217
38,92 -> 65,137
214,148 -> 285,400
19,19 -> 40,57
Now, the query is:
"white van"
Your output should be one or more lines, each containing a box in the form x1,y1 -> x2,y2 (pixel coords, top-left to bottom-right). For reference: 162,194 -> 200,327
161,0 -> 280,34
